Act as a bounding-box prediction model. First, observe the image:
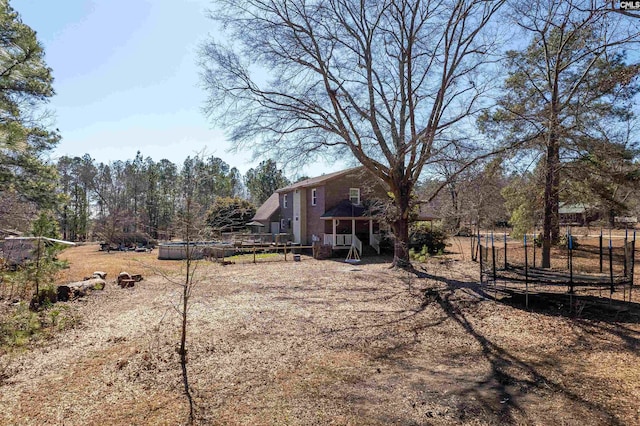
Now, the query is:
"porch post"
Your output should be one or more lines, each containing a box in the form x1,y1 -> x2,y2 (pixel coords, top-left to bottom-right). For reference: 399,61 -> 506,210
333,219 -> 337,246
369,219 -> 373,243
352,218 -> 356,242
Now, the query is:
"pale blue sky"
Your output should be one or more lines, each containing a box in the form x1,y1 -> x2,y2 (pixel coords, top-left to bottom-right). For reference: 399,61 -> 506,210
13,0 -> 346,176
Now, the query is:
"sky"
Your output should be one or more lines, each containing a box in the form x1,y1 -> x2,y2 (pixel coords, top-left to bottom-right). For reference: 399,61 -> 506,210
12,0 -> 347,177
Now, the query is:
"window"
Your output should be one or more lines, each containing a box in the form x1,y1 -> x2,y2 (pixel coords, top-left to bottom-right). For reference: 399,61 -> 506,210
283,193 -> 288,208
311,188 -> 317,206
349,188 -> 360,205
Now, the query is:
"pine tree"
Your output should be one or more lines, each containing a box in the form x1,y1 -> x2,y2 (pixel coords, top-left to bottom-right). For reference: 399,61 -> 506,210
0,1 -> 59,210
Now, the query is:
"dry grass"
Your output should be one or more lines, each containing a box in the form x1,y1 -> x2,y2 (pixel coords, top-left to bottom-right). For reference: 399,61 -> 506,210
55,243 -> 180,283
0,242 -> 639,425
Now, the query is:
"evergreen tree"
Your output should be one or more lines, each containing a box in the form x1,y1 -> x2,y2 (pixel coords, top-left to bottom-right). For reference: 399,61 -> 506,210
244,160 -> 290,206
206,197 -> 256,232
0,1 -> 59,211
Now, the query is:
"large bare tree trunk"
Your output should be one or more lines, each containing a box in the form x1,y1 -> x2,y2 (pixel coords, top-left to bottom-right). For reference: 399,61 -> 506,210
391,181 -> 412,268
542,126 -> 560,268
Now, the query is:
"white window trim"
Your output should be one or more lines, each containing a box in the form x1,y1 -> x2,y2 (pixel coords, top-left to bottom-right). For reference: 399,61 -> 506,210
311,188 -> 317,206
283,193 -> 288,208
349,188 -> 360,205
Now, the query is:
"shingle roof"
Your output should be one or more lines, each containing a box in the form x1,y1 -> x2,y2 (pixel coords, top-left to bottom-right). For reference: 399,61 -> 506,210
416,202 -> 440,221
558,203 -> 590,215
276,166 -> 365,193
251,193 -> 280,222
320,199 -> 370,218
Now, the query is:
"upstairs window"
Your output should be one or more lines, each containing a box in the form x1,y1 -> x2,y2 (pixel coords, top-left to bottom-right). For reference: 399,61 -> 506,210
349,188 -> 360,205
311,188 -> 317,206
283,193 -> 288,208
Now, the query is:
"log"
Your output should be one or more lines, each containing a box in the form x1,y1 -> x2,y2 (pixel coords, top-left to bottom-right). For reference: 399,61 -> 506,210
92,271 -> 107,280
83,271 -> 107,281
57,278 -> 106,302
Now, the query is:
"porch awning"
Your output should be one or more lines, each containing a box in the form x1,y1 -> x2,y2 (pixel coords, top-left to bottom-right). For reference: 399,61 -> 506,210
321,200 -> 372,219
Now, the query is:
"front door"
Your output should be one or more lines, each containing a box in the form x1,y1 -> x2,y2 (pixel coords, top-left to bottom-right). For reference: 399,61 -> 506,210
292,188 -> 307,244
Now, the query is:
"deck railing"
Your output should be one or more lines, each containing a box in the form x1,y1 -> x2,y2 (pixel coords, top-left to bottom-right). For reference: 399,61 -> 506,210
352,234 -> 362,255
324,233 -> 353,247
323,233 -> 377,255
371,233 -> 381,254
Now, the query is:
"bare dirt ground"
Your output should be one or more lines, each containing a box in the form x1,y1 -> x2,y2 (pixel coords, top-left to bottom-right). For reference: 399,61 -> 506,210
1,240 -> 639,425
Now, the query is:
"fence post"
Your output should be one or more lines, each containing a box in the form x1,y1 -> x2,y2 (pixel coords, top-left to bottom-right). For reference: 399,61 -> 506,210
471,232 -> 474,262
569,235 -> 574,294
533,231 -> 537,269
599,229 -> 603,273
479,235 -> 483,284
493,242 -> 497,300
471,229 -> 477,262
567,228 -> 570,270
630,234 -> 635,303
609,234 -> 614,295
624,228 -> 628,278
524,234 -> 529,309
491,237 -> 496,287
504,232 -> 508,269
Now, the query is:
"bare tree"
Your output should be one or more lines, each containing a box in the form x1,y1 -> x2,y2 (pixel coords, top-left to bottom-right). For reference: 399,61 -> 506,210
200,0 -> 507,267
172,156 -> 210,424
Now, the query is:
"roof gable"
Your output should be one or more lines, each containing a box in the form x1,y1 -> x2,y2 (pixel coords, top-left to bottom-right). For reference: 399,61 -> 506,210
276,166 -> 365,192
251,192 -> 280,222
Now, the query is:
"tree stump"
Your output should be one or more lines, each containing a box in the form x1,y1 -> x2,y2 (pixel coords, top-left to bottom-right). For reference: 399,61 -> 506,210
117,272 -> 143,288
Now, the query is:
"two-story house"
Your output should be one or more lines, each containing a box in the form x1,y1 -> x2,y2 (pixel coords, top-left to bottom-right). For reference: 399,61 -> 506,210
251,167 -> 388,255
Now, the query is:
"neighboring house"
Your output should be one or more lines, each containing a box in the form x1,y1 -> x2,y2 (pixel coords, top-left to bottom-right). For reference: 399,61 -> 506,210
559,203 -> 598,226
253,167 -> 388,255
415,201 -> 441,223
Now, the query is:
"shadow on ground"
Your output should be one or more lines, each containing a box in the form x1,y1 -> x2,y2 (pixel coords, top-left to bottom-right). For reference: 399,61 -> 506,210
409,265 -> 638,425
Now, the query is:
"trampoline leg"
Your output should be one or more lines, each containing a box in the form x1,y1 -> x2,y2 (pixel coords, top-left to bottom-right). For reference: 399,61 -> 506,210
569,293 -> 573,314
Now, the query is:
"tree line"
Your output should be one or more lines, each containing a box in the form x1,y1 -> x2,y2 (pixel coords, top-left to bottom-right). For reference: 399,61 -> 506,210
53,153 -> 290,242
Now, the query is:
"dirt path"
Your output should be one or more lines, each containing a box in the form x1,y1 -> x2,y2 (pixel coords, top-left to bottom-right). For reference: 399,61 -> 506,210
1,245 -> 639,425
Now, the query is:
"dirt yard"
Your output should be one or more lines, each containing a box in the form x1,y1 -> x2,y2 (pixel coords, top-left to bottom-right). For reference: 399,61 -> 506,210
1,241 -> 639,425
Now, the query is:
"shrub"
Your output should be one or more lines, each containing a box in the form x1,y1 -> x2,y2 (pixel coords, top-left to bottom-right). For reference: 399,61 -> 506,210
409,246 -> 428,262
409,224 -> 447,255
377,233 -> 395,255
1,302 -> 79,351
